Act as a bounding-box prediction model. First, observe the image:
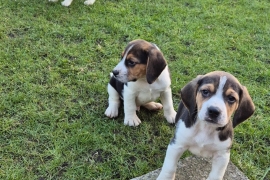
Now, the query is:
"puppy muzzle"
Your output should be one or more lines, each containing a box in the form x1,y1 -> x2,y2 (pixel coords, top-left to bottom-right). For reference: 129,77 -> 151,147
112,70 -> 119,77
205,106 -> 221,124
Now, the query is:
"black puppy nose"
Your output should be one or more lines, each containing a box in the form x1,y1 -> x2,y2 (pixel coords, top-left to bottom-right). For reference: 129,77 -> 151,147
112,70 -> 119,76
208,106 -> 221,118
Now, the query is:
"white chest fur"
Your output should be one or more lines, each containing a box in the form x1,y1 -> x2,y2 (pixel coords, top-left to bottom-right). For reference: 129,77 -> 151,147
176,121 -> 231,158
135,87 -> 161,105
125,66 -> 171,106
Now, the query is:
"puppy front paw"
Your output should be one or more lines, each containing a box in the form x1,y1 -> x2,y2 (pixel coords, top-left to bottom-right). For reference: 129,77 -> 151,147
164,110 -> 177,123
105,105 -> 118,118
206,175 -> 223,180
157,172 -> 176,180
124,115 -> 141,126
206,177 -> 221,180
49,0 -> 58,2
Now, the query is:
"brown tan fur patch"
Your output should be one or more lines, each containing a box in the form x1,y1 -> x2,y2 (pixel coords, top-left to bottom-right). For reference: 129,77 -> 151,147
125,44 -> 149,81
127,64 -> 147,81
224,88 -> 239,119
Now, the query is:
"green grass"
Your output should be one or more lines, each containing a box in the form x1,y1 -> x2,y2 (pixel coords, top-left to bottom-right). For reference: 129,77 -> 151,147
0,0 -> 269,179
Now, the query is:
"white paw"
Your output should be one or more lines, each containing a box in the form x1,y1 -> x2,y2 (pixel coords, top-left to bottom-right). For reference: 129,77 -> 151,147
206,178 -> 217,180
206,176 -> 223,180
124,115 -> 141,126
164,110 -> 177,123
105,105 -> 118,118
61,0 -> 72,6
49,0 -> 58,2
157,172 -> 176,180
84,0 -> 95,5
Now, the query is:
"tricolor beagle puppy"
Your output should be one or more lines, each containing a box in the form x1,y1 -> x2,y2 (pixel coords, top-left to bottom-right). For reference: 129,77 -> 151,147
157,71 -> 255,180
104,39 -> 176,126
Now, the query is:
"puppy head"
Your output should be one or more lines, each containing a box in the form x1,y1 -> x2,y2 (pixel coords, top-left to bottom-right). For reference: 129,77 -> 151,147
181,71 -> 255,128
112,39 -> 167,84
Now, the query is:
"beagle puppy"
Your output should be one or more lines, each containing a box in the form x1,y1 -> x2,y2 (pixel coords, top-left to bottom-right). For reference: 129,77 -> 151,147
49,0 -> 95,6
157,71 -> 255,180
105,39 -> 177,126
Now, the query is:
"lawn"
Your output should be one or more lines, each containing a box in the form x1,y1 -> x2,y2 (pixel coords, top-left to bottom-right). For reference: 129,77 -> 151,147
0,0 -> 269,179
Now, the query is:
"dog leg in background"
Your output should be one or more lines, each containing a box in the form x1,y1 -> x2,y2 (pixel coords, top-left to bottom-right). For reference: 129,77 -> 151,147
142,102 -> 163,111
160,88 -> 177,123
84,0 -> 96,5
48,0 -> 71,6
207,152 -> 230,180
123,88 -> 141,126
157,143 -> 186,180
49,0 -> 95,6
60,0 -> 73,6
105,84 -> 120,118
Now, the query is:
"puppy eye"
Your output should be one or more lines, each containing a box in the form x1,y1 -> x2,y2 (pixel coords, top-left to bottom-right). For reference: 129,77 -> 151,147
227,95 -> 236,104
201,89 -> 210,97
127,60 -> 136,67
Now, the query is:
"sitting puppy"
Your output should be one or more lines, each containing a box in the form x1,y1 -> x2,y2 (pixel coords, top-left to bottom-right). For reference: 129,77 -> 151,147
157,71 -> 255,180
49,0 -> 95,6
105,39 -> 176,126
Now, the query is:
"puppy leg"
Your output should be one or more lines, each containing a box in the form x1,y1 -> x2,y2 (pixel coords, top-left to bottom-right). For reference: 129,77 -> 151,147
61,0 -> 73,6
207,152 -> 230,180
49,0 -> 58,2
84,0 -> 96,5
160,87 -> 177,123
142,102 -> 163,111
157,143 -> 186,180
123,88 -> 141,126
105,84 -> 120,118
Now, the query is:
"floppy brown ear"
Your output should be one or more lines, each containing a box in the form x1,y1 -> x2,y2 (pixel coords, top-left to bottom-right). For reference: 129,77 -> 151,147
146,48 -> 167,84
180,75 -> 202,119
233,86 -> 255,128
